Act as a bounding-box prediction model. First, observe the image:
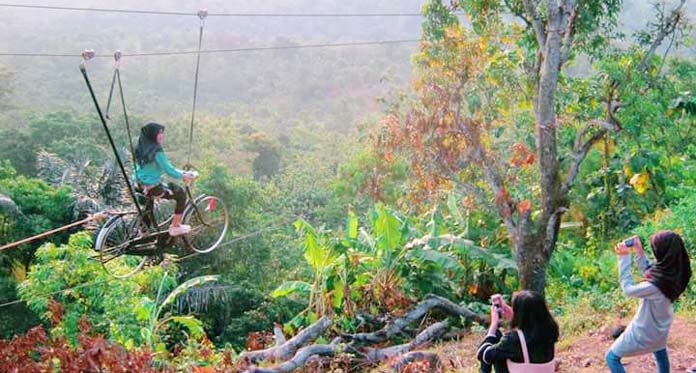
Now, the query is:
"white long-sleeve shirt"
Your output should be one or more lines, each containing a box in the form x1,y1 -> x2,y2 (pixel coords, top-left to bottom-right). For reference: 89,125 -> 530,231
609,254 -> 673,357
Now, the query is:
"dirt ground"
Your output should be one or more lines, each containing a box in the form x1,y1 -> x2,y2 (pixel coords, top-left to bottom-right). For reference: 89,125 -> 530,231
382,316 -> 696,372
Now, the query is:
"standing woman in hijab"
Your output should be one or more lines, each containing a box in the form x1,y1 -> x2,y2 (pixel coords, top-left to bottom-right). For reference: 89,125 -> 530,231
135,122 -> 196,236
606,230 -> 692,373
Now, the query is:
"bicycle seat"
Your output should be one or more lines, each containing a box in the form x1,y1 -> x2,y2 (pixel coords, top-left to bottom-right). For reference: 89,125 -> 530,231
135,184 -> 173,205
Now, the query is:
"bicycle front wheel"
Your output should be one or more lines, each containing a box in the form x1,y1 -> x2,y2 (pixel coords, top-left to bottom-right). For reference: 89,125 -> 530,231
182,195 -> 229,253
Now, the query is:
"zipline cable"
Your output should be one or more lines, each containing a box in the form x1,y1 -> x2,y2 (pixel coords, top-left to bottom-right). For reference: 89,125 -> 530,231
173,214 -> 300,262
0,3 -> 441,17
0,39 -> 421,59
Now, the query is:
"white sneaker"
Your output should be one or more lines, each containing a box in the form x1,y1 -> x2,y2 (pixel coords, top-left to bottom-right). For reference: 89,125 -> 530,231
169,224 -> 191,237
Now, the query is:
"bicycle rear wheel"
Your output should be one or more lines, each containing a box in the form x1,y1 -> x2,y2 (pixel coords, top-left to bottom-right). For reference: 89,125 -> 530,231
95,214 -> 148,278
182,195 -> 229,253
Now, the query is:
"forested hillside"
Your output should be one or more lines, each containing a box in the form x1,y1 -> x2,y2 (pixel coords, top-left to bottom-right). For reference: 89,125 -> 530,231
1,1 -> 695,372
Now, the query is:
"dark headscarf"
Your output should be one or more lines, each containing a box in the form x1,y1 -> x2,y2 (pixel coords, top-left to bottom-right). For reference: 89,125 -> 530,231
135,122 -> 164,166
649,230 -> 692,302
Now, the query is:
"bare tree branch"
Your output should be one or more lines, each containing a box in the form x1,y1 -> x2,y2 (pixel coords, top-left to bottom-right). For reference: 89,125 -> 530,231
240,317 -> 332,364
638,0 -> 687,71
245,344 -> 341,373
522,0 -> 547,48
504,0 -> 533,28
559,0 -> 578,65
481,162 -> 518,245
342,294 -> 484,344
362,321 -> 449,364
562,128 -> 608,195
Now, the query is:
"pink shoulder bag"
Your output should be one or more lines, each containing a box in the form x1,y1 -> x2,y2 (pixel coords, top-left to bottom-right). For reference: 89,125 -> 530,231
506,329 -> 555,373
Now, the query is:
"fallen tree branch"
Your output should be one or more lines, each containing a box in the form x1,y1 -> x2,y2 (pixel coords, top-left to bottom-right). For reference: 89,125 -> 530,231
244,344 -> 341,373
240,316 -> 332,364
363,320 -> 449,364
273,323 -> 286,347
392,351 -> 443,373
343,294 -> 484,344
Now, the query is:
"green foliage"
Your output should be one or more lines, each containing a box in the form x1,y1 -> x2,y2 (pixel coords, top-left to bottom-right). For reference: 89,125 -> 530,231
273,200 -> 517,329
17,232 -> 178,346
244,132 -> 283,181
197,282 -> 304,349
422,0 -> 460,44
333,149 -> 409,208
3,3 -> 696,368
139,274 -> 218,355
0,112 -> 110,176
633,193 -> 696,306
271,280 -> 312,298
0,164 -> 75,273
549,242 -> 617,294
565,56 -> 696,241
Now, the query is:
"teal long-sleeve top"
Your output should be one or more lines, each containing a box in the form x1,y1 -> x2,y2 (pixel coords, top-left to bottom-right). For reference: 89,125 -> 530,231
135,151 -> 183,185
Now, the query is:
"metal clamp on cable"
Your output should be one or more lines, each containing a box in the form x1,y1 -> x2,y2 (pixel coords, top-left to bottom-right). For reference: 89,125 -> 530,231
113,50 -> 122,69
198,9 -> 208,21
79,49 -> 96,71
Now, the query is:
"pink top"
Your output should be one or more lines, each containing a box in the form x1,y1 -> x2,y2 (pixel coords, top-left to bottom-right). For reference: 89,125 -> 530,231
506,329 -> 556,372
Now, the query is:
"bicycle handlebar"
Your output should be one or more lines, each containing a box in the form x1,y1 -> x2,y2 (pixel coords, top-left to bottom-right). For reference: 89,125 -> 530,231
182,171 -> 199,186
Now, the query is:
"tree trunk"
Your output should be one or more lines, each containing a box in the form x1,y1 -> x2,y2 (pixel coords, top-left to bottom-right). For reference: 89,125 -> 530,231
515,0 -> 685,296
521,2 -> 565,295
516,240 -> 549,293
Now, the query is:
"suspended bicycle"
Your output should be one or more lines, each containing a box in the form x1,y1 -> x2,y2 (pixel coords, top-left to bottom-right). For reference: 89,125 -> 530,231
80,10 -> 228,278
93,177 -> 228,278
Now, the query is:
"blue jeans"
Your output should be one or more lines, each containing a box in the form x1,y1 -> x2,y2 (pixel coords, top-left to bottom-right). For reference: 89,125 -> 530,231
606,348 -> 670,373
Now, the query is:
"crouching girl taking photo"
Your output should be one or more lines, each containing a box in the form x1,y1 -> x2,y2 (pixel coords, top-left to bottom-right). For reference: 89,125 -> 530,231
477,290 -> 558,373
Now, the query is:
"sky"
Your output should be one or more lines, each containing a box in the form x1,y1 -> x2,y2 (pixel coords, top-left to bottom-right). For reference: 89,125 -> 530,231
0,0 -> 693,130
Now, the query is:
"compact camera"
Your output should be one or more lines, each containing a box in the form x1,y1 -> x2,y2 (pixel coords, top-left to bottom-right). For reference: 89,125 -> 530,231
491,294 -> 503,317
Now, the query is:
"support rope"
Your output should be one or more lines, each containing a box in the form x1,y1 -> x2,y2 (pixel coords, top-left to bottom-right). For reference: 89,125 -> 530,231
0,213 -> 107,252
80,51 -> 143,217
186,10 -> 207,168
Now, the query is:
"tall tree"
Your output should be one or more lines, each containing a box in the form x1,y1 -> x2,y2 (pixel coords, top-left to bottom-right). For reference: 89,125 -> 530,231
377,0 -> 688,293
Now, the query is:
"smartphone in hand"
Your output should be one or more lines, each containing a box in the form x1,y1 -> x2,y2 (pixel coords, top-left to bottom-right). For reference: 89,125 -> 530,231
491,294 -> 503,317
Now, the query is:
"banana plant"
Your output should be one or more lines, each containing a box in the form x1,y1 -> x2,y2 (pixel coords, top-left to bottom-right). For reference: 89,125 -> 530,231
137,273 -> 219,351
272,219 -> 341,321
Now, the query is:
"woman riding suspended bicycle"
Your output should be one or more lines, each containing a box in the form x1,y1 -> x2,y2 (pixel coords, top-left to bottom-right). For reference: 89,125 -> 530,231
134,122 -> 196,237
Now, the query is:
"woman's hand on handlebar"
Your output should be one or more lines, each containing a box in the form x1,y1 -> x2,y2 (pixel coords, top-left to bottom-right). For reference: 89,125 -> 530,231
182,171 -> 198,184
